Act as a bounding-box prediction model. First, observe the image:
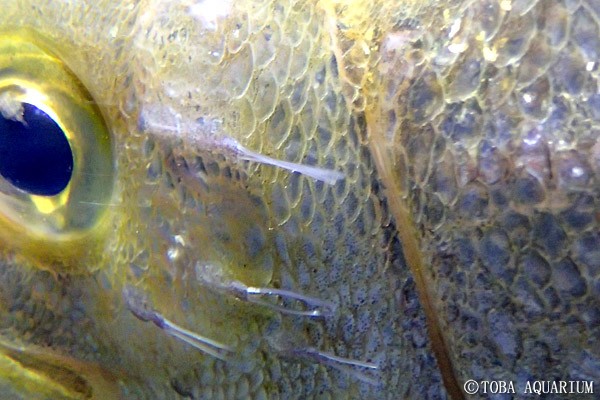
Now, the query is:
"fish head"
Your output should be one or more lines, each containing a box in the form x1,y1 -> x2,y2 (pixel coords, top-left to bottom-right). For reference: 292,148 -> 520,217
0,1 -> 599,399
0,1 -> 430,398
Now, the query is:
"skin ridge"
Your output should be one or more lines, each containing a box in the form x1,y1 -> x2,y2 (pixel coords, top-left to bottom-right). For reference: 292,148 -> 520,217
368,126 -> 464,400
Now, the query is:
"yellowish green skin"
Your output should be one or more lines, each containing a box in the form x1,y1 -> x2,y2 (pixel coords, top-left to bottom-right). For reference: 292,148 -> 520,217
0,0 -> 598,399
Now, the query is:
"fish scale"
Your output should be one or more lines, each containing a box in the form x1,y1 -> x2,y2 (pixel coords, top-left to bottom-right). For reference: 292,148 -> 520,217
0,0 -> 597,399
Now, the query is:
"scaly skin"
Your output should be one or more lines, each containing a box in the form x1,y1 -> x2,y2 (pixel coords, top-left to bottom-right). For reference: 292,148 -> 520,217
0,1 -> 597,399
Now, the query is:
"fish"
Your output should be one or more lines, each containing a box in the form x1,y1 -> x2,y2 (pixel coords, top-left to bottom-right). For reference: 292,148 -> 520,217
0,0 -> 598,399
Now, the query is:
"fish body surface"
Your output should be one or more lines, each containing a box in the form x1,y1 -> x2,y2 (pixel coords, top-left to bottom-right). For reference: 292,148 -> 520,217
0,0 -> 598,399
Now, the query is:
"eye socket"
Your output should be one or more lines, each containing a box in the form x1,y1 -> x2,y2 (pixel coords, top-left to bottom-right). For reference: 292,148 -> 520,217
0,32 -> 114,239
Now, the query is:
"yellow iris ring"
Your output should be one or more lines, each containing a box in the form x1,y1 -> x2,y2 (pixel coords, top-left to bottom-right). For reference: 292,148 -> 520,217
0,31 -> 114,269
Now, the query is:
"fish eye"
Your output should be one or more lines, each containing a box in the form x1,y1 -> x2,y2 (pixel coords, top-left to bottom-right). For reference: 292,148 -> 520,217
0,32 -> 113,240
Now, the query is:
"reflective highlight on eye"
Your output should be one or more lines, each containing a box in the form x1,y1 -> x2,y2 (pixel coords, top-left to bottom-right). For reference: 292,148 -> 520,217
0,102 -> 73,196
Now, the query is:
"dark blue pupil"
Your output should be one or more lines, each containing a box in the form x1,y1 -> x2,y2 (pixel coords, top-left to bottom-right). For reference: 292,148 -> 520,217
0,103 -> 73,196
